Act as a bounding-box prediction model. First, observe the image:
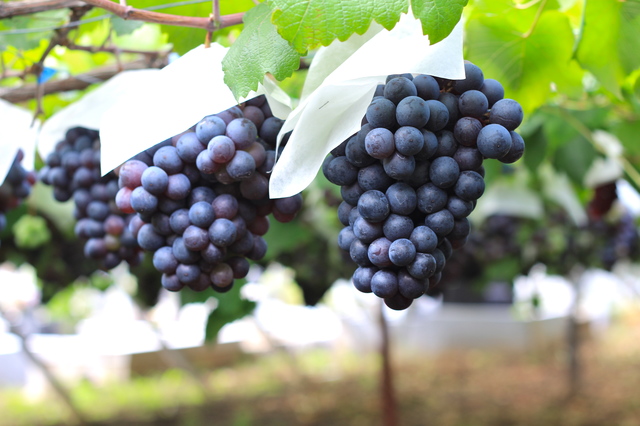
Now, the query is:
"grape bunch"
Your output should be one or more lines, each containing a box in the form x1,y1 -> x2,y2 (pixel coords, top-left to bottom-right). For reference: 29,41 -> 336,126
0,149 -> 36,245
115,96 -> 302,293
39,127 -> 142,269
323,63 -> 525,310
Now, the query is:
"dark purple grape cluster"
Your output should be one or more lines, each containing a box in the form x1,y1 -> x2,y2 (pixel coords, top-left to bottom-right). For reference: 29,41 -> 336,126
39,127 -> 142,269
323,64 -> 525,310
115,96 -> 302,293
0,149 -> 36,244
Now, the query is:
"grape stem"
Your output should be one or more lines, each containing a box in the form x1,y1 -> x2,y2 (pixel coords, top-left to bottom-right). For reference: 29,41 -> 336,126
81,0 -> 244,31
522,0 -> 548,38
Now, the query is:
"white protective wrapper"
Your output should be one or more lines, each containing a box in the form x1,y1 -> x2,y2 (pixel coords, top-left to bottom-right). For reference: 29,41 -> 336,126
99,43 -> 292,175
0,100 -> 38,185
269,13 -> 466,198
37,69 -> 160,159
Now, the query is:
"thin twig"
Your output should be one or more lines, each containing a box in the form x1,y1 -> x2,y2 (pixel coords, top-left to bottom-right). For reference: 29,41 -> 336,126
0,57 -> 168,103
522,0 -> 548,38
0,0 -> 85,18
81,0 -> 243,31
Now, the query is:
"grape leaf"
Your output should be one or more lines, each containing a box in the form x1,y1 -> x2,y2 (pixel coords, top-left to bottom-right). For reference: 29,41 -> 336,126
268,0 -> 408,54
222,3 -> 300,99
465,11 -> 582,114
575,0 -> 640,97
411,0 -> 468,44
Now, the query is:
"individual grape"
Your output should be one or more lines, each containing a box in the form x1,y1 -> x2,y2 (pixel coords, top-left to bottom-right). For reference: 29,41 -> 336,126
352,267 -> 376,293
398,269 -> 426,299
259,117 -> 284,146
438,238 -> 453,260
371,269 -> 398,298
489,99 -> 523,130
240,173 -> 269,200
227,256 -> 250,279
151,213 -> 172,236
208,135 -> 236,164
382,152 -> 415,180
446,196 -> 474,219
153,146 -> 183,174
382,214 -> 414,241
394,126 -> 424,156
209,218 -> 237,247
432,248 -> 446,273
196,115 -> 226,143
384,292 -> 413,310
367,237 -> 393,267
449,217 -> 470,241
429,156 -> 460,189
212,194 -> 239,219
438,92 -> 460,129
346,132 -> 377,168
358,163 -> 394,191
413,74 -> 440,101
246,142 -> 267,169
357,190 -> 390,223
477,123 -> 513,159
350,239 -> 372,266
118,160 -> 148,189
500,131 -> 525,164
453,146 -> 483,171
84,238 -> 108,259
226,118 -> 258,149
416,183 -> 448,214
189,201 -> 216,228
104,215 -> 125,236
425,209 -> 455,237
425,100 -> 450,132
210,263 -> 234,288
162,274 -> 185,292
338,226 -> 357,251
458,90 -> 489,118
434,130 -> 457,157
454,62 -> 484,93
402,161 -> 430,188
243,106 -> 265,130
384,77 -> 417,105
201,243 -> 225,264
365,98 -> 397,129
353,217 -> 384,243
480,79 -> 504,107
196,150 -> 219,174
226,151 -> 256,181
385,183 -> 417,215
172,237 -> 200,264
130,187 -> 158,214
338,201 -> 353,226
341,182 -> 365,206
454,170 -> 485,202
407,252 -> 437,279
324,156 -> 359,186
273,194 -> 303,216
137,224 -> 165,251
396,96 -> 429,128
248,236 -> 268,261
176,132 -> 205,163
389,238 -> 416,266
365,128 -> 395,159
153,246 -> 178,274
164,174 -> 192,200
140,166 -> 169,196
416,130 -> 438,160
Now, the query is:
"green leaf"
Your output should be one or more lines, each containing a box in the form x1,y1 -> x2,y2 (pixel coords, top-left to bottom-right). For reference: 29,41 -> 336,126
465,11 -> 582,113
223,3 -> 300,99
575,0 -> 640,96
205,283 -> 256,342
110,17 -> 143,36
522,126 -> 547,173
13,215 -> 51,249
268,0 -> 408,54
551,136 -> 598,186
411,0 -> 467,44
